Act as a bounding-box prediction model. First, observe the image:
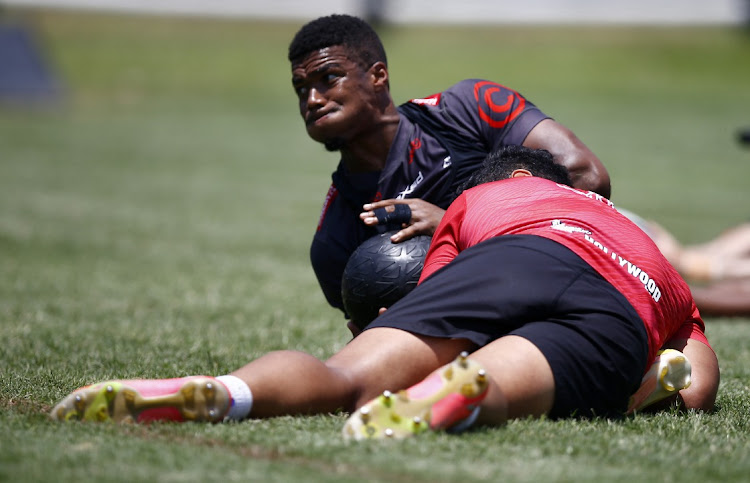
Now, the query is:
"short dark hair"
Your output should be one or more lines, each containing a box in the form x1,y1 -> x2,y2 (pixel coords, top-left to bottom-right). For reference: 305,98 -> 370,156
459,145 -> 573,193
288,14 -> 387,69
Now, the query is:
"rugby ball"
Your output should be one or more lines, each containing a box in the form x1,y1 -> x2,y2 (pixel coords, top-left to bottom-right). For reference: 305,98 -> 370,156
341,231 -> 431,330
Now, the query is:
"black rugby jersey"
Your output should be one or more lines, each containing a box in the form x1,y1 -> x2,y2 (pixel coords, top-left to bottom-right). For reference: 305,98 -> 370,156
311,79 -> 549,313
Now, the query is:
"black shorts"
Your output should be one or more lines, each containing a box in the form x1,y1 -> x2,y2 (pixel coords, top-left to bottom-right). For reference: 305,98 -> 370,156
367,235 -> 649,418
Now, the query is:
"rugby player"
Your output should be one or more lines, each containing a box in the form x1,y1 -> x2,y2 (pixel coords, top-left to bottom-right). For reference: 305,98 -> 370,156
51,147 -> 719,439
289,14 -> 610,320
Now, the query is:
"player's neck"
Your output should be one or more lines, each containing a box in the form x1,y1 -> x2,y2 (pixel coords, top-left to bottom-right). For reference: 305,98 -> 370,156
341,112 -> 400,173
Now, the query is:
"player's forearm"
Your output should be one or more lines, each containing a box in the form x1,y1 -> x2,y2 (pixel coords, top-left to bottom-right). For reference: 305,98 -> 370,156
675,338 -> 720,411
521,119 -> 611,198
567,157 -> 611,199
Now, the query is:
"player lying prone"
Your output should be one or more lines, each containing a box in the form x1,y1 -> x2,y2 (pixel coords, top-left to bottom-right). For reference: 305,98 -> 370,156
50,146 -> 719,439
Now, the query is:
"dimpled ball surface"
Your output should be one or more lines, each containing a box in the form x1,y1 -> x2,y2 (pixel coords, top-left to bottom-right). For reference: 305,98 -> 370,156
342,231 -> 432,330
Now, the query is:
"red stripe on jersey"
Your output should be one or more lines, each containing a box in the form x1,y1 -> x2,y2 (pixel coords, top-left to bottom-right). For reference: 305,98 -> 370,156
317,184 -> 338,232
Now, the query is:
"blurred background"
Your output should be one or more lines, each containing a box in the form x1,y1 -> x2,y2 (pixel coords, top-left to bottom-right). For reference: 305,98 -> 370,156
2,0 -> 749,24
2,5 -> 749,481
1,0 -> 749,335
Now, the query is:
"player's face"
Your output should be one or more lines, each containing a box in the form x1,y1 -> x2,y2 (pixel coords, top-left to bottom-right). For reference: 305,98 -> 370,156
291,46 -> 379,150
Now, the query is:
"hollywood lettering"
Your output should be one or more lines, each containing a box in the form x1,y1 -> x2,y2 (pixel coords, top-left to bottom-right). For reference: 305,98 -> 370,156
583,234 -> 662,302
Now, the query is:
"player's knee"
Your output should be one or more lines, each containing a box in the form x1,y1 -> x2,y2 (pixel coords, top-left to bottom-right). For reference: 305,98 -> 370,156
475,384 -> 510,426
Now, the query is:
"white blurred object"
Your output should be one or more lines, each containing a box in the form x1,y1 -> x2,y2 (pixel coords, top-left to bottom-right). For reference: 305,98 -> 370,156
1,0 -> 746,25
617,208 -> 656,238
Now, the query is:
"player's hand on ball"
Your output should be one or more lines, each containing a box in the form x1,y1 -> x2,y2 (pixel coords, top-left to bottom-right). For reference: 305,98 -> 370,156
360,199 -> 445,243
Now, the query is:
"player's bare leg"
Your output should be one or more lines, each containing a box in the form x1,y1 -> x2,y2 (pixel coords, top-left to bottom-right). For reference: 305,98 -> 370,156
52,327 -> 473,423
343,335 -> 554,440
468,335 -> 555,425
690,280 -> 750,317
343,351 -> 489,440
670,223 -> 750,282
232,327 -> 474,418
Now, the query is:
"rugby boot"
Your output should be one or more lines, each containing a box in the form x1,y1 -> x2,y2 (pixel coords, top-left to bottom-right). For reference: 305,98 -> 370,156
627,349 -> 692,414
50,376 -> 231,423
342,352 -> 488,440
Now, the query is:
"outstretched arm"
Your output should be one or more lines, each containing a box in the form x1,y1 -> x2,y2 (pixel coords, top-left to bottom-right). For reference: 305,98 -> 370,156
665,337 -> 720,411
522,119 -> 611,198
690,281 -> 750,317
634,337 -> 720,413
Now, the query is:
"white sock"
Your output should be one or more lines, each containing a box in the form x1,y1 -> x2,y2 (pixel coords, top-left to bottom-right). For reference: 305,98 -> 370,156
216,375 -> 253,421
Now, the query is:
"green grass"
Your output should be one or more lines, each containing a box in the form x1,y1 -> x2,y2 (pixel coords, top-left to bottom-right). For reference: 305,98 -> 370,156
2,9 -> 750,482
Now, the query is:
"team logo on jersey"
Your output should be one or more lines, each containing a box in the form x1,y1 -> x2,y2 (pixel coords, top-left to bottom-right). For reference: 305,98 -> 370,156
443,156 -> 452,168
550,220 -> 590,235
409,93 -> 441,106
408,138 -> 422,164
473,81 -> 525,129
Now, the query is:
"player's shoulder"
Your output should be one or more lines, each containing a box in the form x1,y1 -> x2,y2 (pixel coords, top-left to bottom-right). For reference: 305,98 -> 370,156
445,79 -> 524,96
442,79 -> 493,99
404,79 -> 492,108
441,79 -> 532,121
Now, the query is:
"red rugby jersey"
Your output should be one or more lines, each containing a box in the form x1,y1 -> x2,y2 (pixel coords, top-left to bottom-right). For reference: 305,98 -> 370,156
421,176 -> 709,363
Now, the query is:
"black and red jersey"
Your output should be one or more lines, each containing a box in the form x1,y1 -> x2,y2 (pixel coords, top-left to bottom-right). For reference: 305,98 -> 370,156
311,79 -> 549,312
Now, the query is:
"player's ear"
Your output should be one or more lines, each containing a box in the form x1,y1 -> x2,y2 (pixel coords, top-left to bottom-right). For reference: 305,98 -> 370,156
510,169 -> 533,178
370,62 -> 389,90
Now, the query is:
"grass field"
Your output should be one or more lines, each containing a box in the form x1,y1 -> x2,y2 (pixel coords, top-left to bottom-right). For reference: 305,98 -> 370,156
2,9 -> 750,482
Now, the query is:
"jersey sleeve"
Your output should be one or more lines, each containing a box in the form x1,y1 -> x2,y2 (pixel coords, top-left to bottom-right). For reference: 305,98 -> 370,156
443,79 -> 549,149
419,194 -> 467,282
665,301 -> 710,348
